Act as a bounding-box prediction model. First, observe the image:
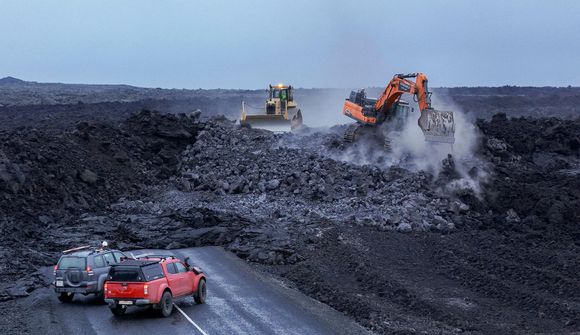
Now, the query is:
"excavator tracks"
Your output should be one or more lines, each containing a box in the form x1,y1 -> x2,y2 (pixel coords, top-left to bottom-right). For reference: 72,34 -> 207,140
383,136 -> 392,152
344,123 -> 393,152
343,124 -> 361,143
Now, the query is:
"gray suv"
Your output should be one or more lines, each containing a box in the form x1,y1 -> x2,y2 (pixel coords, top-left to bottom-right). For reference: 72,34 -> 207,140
54,246 -> 127,302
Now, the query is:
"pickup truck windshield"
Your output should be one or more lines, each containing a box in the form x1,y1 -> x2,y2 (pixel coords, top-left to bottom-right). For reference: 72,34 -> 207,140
58,256 -> 86,269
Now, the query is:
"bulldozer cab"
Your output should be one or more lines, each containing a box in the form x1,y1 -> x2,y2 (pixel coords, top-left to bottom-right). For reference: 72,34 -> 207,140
269,85 -> 293,102
267,84 -> 297,115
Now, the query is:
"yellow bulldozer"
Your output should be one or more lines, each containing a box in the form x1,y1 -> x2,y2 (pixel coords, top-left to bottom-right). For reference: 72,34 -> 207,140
240,84 -> 303,132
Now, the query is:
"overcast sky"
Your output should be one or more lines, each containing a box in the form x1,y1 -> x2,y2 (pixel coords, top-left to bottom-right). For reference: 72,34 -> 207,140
1,0 -> 579,88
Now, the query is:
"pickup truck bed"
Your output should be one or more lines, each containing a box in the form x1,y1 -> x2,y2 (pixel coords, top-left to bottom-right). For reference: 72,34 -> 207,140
104,257 -> 206,317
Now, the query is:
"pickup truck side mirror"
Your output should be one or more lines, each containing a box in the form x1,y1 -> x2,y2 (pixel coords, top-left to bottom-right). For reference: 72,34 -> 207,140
184,257 -> 190,269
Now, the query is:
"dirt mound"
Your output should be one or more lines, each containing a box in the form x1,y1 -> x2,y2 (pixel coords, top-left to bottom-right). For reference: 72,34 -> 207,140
478,113 -> 580,227
0,110 -> 198,217
254,116 -> 579,334
480,113 -> 580,155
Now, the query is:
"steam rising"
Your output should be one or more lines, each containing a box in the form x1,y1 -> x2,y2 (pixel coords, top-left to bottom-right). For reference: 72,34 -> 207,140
294,89 -> 351,127
319,92 -> 488,196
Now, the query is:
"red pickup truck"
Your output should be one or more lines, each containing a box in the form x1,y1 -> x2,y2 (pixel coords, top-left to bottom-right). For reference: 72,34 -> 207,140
104,255 -> 206,317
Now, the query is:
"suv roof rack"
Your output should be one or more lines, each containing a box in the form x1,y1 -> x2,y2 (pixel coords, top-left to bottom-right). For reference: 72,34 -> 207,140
62,241 -> 113,255
62,245 -> 93,254
112,259 -> 160,267
136,254 -> 176,261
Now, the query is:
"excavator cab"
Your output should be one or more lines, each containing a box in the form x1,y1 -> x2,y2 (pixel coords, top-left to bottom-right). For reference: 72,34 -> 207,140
240,84 -> 303,132
345,89 -> 379,122
392,100 -> 412,131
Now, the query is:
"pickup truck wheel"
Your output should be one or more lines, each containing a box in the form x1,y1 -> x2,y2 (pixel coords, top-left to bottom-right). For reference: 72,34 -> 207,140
159,291 -> 173,317
58,292 -> 74,303
111,305 -> 126,316
194,279 -> 206,304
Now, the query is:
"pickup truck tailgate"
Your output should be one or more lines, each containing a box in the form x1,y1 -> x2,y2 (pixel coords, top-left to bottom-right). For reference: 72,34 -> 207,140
105,282 -> 145,299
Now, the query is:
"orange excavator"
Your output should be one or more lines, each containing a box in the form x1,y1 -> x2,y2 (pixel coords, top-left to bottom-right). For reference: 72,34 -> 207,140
342,73 -> 455,150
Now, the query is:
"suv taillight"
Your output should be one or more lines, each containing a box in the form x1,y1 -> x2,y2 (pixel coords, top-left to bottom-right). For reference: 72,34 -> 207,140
53,265 -> 58,275
86,265 -> 94,276
144,284 -> 148,295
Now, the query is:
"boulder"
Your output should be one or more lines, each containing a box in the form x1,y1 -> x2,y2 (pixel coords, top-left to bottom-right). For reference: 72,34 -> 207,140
266,179 -> 280,190
79,169 -> 98,184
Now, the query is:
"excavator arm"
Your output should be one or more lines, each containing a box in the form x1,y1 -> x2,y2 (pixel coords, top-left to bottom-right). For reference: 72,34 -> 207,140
374,73 -> 431,113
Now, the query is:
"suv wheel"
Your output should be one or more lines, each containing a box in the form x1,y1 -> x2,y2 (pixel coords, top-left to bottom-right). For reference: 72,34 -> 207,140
194,279 -> 206,304
58,292 -> 74,303
111,305 -> 126,316
94,290 -> 105,303
159,291 -> 173,317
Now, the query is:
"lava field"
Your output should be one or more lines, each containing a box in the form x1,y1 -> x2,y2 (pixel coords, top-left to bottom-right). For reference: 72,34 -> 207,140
0,84 -> 579,334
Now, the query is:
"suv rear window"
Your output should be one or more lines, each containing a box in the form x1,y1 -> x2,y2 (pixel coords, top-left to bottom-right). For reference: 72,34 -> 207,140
58,256 -> 86,269
108,267 -> 144,282
113,252 -> 126,262
103,253 -> 116,265
142,264 -> 165,281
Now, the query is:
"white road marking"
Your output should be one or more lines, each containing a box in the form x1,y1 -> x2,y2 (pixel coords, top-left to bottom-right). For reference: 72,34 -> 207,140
174,304 -> 209,335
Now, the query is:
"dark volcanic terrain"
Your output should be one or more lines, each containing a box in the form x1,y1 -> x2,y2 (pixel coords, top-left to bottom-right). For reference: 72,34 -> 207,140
0,79 -> 579,334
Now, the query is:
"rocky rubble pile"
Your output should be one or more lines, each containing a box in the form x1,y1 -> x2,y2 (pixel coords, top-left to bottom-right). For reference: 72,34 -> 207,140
265,115 -> 580,334
176,119 -> 459,233
477,113 -> 580,227
97,194 -> 302,266
0,110 -> 199,218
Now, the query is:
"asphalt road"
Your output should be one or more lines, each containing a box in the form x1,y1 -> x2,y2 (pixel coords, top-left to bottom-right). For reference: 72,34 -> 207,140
31,246 -> 372,335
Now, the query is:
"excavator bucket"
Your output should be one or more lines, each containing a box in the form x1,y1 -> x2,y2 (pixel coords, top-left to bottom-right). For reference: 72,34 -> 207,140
418,109 -> 455,143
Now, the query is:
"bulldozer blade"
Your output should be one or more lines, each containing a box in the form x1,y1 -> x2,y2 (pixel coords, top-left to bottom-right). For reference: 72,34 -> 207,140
290,109 -> 303,131
418,109 -> 455,144
240,113 -> 302,132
